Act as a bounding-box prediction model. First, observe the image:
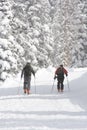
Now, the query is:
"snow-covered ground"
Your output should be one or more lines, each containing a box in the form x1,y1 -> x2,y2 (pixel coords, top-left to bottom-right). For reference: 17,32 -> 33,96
0,66 -> 87,130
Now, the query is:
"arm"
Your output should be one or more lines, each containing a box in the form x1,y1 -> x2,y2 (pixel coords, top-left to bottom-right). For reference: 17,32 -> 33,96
31,67 -> 35,77
54,68 -> 59,79
55,68 -> 59,75
63,68 -> 68,76
21,68 -> 24,78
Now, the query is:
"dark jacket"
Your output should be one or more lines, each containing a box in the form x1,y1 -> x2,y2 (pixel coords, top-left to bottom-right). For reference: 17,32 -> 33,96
21,63 -> 35,79
54,66 -> 68,80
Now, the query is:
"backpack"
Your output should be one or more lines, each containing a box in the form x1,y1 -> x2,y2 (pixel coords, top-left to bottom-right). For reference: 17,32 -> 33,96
24,65 -> 31,76
57,67 -> 64,79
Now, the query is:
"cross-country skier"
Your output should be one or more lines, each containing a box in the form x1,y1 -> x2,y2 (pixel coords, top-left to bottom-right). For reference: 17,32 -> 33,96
21,62 -> 35,94
54,64 -> 68,92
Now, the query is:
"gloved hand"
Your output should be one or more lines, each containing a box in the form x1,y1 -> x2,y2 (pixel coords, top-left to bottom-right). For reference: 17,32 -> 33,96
21,74 -> 22,79
33,73 -> 35,77
66,73 -> 68,77
54,76 -> 56,80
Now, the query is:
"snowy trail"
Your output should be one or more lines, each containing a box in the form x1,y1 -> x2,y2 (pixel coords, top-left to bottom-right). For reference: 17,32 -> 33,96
0,67 -> 87,130
0,90 -> 87,130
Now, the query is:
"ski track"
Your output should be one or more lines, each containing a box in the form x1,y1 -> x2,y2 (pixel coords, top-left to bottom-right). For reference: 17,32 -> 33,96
0,89 -> 87,130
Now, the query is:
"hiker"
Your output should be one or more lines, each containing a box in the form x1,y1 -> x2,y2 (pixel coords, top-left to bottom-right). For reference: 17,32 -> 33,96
21,62 -> 35,94
54,64 -> 68,92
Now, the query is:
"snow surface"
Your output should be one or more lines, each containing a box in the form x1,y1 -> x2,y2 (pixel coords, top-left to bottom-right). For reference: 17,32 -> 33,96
0,66 -> 87,130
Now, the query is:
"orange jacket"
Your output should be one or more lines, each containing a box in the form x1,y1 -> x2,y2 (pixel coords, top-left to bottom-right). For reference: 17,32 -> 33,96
55,67 -> 68,76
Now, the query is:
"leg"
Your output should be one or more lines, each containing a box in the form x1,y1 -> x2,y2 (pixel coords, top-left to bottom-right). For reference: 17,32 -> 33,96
61,78 -> 64,92
24,76 -> 29,94
61,82 -> 64,92
24,82 -> 28,94
24,89 -> 26,94
24,76 -> 31,94
26,77 -> 31,94
57,81 -> 61,92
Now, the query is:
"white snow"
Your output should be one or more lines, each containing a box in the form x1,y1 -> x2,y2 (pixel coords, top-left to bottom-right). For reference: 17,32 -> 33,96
0,66 -> 87,130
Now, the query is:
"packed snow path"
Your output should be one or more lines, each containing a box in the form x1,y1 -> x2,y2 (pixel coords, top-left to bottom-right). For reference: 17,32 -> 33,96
0,87 -> 87,130
0,67 -> 87,130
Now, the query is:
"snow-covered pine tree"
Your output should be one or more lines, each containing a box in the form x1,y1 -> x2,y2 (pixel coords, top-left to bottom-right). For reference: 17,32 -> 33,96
0,0 -> 24,81
0,0 -> 54,82
71,0 -> 87,67
52,0 -> 74,67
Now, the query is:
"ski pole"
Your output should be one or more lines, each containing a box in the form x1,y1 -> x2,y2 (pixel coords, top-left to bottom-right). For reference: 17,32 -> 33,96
34,76 -> 36,94
17,78 -> 21,95
66,76 -> 70,91
51,79 -> 55,93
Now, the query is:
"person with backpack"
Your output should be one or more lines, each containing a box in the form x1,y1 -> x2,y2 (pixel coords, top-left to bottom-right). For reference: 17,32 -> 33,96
21,62 -> 35,94
54,65 -> 68,92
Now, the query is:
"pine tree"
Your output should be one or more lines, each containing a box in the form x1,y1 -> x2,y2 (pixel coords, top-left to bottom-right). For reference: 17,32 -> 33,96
52,0 -> 75,67
0,0 -> 54,81
71,0 -> 87,67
